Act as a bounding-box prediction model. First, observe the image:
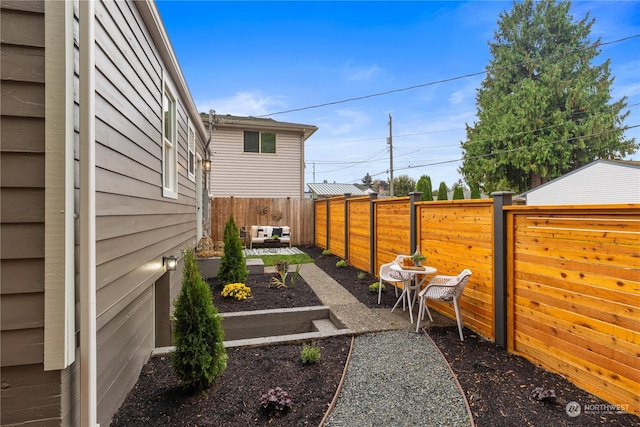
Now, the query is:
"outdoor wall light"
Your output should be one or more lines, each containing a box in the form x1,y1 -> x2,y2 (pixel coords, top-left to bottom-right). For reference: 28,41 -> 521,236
164,255 -> 178,271
203,159 -> 212,172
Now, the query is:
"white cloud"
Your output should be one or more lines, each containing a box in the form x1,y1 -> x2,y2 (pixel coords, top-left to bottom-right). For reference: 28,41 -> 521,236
196,90 -> 287,116
329,109 -> 372,135
344,63 -> 383,82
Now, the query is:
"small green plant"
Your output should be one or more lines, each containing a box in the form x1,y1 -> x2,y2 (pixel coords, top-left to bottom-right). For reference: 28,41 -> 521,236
321,249 -> 332,256
357,270 -> 367,280
336,259 -> 347,268
411,246 -> 426,265
172,248 -> 227,392
271,234 -> 280,240
300,343 -> 321,364
369,281 -> 385,293
290,264 -> 302,286
221,283 -> 252,301
260,387 -> 292,416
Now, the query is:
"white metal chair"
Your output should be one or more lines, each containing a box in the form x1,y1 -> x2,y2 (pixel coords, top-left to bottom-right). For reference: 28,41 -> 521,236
377,255 -> 409,304
415,269 -> 472,340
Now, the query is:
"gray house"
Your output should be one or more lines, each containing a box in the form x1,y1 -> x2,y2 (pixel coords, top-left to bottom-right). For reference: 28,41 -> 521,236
1,1 -> 209,425
520,160 -> 640,205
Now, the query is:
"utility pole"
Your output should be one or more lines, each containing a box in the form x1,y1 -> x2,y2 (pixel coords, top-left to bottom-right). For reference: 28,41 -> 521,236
388,114 -> 394,197
313,162 -> 316,183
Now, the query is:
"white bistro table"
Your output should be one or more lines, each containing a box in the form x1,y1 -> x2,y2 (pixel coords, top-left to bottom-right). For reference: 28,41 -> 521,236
389,263 -> 437,323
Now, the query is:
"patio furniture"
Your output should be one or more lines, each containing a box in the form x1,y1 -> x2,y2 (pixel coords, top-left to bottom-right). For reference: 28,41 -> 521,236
389,263 -> 437,324
415,269 -> 472,340
378,255 -> 412,304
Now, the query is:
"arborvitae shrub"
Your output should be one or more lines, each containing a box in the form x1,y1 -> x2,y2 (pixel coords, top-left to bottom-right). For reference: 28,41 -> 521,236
416,175 -> 434,201
452,186 -> 465,200
217,214 -> 248,286
470,184 -> 481,199
172,248 -> 227,392
437,182 -> 449,200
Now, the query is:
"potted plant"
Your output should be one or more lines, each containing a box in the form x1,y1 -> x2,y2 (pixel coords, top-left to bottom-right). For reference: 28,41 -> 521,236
411,247 -> 426,266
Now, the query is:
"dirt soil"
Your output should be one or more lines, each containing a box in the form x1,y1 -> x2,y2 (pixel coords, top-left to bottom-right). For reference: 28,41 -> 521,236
111,246 -> 639,427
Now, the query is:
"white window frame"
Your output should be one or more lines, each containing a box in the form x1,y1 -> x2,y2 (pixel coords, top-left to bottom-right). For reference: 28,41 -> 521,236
162,75 -> 178,199
187,120 -> 196,182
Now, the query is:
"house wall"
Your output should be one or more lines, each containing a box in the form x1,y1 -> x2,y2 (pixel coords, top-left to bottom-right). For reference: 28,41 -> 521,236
0,1 -> 63,425
94,1 -> 208,424
209,128 -> 305,198
1,1 -> 208,425
525,161 -> 640,205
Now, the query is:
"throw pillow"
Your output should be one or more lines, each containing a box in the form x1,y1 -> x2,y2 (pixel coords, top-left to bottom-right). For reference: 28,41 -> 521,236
272,227 -> 283,237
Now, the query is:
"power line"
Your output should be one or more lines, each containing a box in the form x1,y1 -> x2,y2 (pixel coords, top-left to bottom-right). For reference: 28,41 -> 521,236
260,34 -> 640,117
307,102 -> 640,166
320,123 -> 639,182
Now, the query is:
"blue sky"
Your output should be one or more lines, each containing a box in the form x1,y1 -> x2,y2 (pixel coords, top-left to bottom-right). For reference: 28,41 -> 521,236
156,1 -> 640,189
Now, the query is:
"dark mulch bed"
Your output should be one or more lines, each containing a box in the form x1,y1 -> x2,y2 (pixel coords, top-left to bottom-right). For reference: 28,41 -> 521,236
111,245 -> 639,426
209,272 -> 322,312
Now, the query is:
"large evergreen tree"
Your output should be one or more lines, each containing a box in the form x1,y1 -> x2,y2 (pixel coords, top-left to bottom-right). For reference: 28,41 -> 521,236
361,173 -> 373,188
460,0 -> 636,194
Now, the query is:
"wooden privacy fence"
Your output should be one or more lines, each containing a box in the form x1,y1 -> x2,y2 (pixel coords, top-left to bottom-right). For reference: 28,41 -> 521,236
210,197 -> 314,246
314,194 -> 640,415
506,205 -> 640,416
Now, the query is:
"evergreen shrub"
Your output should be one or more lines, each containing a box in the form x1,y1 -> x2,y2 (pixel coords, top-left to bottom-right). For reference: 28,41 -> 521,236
217,214 -> 248,286
171,248 -> 227,392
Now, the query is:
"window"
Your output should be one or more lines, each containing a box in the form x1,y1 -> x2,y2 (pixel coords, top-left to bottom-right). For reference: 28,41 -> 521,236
244,131 -> 276,153
162,79 -> 178,198
188,121 -> 196,181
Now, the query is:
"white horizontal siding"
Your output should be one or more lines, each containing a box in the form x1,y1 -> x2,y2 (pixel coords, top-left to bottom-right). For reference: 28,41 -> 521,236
209,129 -> 303,198
526,162 -> 640,205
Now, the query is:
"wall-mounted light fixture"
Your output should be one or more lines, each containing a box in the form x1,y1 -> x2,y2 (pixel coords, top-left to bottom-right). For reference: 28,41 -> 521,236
203,159 -> 212,172
163,255 -> 177,271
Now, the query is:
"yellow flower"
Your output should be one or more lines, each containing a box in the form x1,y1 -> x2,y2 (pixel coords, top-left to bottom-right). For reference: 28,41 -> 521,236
221,283 -> 252,301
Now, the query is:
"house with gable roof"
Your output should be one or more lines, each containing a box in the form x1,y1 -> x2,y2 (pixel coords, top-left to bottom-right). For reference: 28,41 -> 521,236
204,114 -> 318,199
519,160 -> 640,205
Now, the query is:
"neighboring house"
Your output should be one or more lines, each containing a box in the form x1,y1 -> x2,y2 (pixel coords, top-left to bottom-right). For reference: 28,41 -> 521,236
354,183 -> 378,195
1,1 -> 209,425
205,114 -> 318,199
519,160 -> 640,205
307,182 -> 369,198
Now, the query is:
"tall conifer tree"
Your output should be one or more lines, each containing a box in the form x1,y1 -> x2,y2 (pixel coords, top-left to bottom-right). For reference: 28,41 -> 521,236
460,0 -> 636,194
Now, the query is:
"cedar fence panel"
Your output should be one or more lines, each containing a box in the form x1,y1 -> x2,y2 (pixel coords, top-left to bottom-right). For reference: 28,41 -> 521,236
210,197 -> 314,246
328,197 -> 346,258
373,197 -> 411,272
506,205 -> 640,416
347,196 -> 371,272
314,199 -> 327,249
416,200 -> 494,340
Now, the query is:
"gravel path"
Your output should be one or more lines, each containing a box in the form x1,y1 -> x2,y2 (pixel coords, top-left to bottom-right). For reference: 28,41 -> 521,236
324,330 -> 472,427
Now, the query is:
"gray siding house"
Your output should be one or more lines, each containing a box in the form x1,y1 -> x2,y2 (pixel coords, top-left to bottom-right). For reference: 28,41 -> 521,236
520,160 -> 640,205
206,114 -> 318,199
1,1 -> 209,425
